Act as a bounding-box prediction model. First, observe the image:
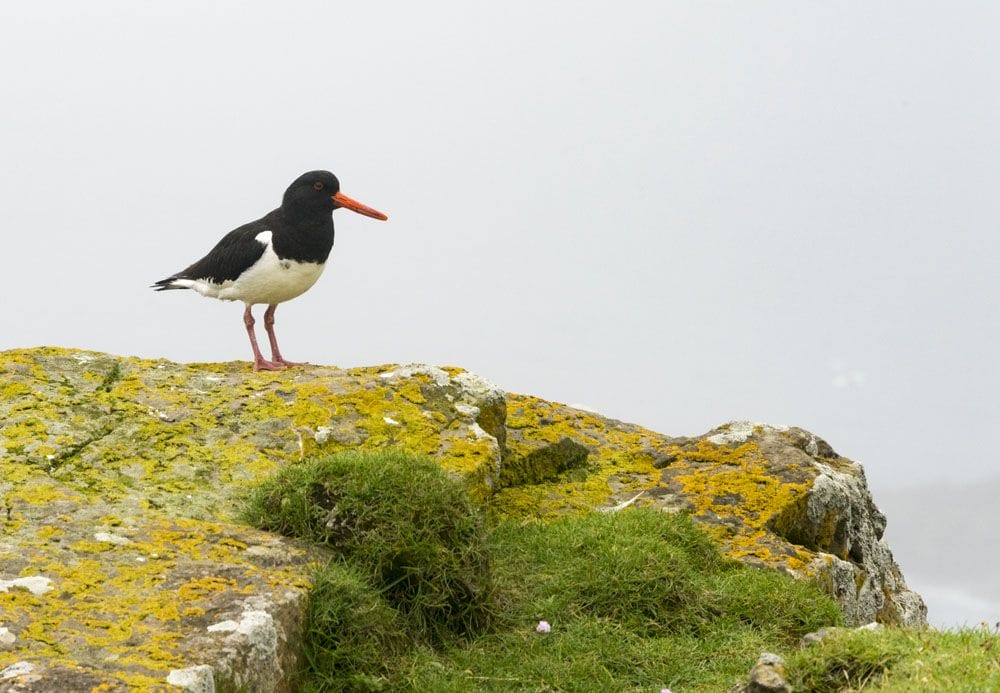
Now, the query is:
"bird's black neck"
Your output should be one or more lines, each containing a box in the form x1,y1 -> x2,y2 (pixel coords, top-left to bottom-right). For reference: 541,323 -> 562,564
270,207 -> 335,264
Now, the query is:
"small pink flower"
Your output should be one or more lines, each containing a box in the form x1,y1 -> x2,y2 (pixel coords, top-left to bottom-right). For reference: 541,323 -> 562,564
535,620 -> 551,634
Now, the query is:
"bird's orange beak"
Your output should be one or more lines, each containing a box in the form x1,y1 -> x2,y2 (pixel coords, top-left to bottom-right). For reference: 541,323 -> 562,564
332,191 -> 388,221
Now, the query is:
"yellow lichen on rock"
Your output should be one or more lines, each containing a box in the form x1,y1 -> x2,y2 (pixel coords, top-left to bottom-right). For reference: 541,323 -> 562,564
0,349 -> 503,524
491,394 -> 663,519
668,440 -> 811,526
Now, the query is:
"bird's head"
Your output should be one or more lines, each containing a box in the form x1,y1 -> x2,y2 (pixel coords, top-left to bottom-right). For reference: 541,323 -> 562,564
282,170 -> 388,221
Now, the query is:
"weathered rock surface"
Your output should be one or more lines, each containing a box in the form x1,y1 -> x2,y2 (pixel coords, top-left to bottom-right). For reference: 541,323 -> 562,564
0,348 -> 925,689
496,402 -> 927,629
730,652 -> 792,693
0,348 -> 503,690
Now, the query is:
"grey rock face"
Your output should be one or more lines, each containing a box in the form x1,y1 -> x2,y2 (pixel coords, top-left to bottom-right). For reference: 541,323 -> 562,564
766,432 -> 927,627
639,422 -> 927,627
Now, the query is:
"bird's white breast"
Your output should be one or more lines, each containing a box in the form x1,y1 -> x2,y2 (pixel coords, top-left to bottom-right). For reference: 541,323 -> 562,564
187,231 -> 326,305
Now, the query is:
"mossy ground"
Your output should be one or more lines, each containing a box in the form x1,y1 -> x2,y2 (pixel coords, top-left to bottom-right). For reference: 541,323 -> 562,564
394,510 -> 843,692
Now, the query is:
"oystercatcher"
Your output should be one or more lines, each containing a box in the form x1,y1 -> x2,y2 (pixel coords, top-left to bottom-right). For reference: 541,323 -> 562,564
153,170 -> 387,371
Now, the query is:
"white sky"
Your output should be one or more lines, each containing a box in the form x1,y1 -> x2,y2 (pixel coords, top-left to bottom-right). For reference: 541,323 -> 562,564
2,2 -> 998,627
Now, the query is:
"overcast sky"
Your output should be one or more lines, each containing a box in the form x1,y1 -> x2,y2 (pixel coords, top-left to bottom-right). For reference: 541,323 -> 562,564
2,2 -> 998,628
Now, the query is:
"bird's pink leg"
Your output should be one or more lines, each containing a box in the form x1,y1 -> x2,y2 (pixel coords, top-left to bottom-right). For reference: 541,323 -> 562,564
263,304 -> 306,367
244,305 -> 284,371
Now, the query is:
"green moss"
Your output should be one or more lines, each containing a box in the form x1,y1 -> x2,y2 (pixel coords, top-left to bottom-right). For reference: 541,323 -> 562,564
498,436 -> 590,487
238,450 -> 845,692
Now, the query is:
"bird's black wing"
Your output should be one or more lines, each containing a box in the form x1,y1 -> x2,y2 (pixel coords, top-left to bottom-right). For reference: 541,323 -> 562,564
152,215 -> 273,290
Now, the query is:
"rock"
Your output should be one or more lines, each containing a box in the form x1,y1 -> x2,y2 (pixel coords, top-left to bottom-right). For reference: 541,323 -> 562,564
0,348 -> 927,687
800,621 -> 884,647
0,348 -> 504,690
800,626 -> 840,646
0,487 -> 317,691
498,436 -> 590,486
732,652 -> 791,693
0,350 -> 504,519
499,409 -> 925,627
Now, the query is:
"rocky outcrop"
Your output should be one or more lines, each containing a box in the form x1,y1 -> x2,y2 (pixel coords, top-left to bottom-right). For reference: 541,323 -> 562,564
497,402 -> 926,629
0,348 -> 503,691
0,348 -> 925,690
731,652 -> 792,693
657,423 -> 927,628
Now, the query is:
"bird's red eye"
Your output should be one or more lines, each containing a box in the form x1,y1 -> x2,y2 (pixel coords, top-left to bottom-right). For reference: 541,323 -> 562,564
313,181 -> 324,191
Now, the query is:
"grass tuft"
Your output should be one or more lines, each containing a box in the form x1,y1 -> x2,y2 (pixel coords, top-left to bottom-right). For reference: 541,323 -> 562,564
492,510 -> 720,634
786,626 -> 1000,691
788,627 -> 907,691
709,566 -> 848,642
300,562 -> 403,692
242,449 -> 497,642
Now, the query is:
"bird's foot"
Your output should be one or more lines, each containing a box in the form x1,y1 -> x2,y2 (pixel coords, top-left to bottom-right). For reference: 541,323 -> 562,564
274,358 -> 307,367
252,358 -> 287,372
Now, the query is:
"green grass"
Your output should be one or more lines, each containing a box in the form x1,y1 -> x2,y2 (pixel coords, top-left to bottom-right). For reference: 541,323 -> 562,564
242,449 -> 1000,691
396,511 -> 842,692
300,562 -> 404,692
242,449 -> 497,642
788,626 -> 1000,691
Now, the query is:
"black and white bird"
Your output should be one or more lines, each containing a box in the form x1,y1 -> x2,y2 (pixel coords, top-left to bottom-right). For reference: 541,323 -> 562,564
153,170 -> 387,371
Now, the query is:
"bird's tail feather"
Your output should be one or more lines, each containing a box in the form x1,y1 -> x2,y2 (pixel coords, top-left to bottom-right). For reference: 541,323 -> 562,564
151,277 -> 190,291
